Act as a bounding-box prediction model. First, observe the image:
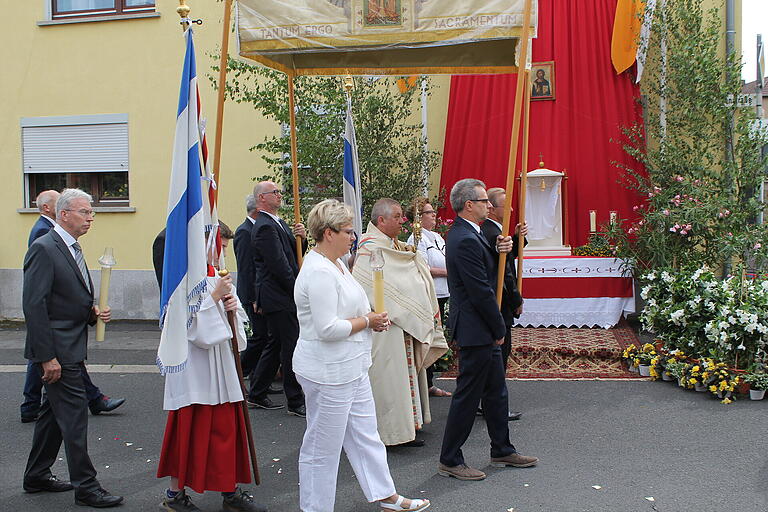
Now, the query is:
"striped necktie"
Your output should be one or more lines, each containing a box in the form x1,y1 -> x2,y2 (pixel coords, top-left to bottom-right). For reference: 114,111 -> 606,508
71,242 -> 90,286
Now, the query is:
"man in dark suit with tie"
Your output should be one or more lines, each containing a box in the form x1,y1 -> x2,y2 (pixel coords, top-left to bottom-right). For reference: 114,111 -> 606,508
20,190 -> 124,424
22,188 -> 123,507
234,194 -> 278,386
438,179 -> 538,481
479,187 -> 528,421
246,181 -> 307,417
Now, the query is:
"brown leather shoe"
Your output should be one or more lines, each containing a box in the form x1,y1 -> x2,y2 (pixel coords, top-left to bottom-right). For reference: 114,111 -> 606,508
490,453 -> 539,468
437,463 -> 486,481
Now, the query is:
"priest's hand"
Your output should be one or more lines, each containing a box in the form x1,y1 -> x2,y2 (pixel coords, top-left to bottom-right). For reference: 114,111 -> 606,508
515,221 -> 529,238
293,223 -> 307,239
496,235 -> 514,253
212,274 -> 233,303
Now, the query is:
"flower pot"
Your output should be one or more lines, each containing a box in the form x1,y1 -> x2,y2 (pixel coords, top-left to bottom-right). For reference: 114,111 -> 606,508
627,363 -> 639,373
638,364 -> 651,377
694,383 -> 707,392
717,390 -> 732,399
661,371 -> 674,382
677,377 -> 685,387
749,389 -> 766,401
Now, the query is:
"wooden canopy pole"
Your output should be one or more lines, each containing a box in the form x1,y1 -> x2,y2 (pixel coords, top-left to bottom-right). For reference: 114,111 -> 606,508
287,74 -> 304,266
211,0 -> 232,201
496,0 -> 533,305
515,73 -> 532,292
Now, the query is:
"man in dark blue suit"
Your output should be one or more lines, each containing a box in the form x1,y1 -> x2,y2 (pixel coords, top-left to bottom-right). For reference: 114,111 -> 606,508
20,190 -> 124,423
246,181 -> 307,417
234,194 -> 279,390
438,179 -> 538,481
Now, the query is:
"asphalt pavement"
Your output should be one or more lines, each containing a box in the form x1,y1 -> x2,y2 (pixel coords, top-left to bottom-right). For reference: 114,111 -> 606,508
1,322 -> 767,512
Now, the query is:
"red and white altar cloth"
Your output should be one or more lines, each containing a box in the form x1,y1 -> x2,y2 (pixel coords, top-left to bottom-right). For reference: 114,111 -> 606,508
515,256 -> 635,329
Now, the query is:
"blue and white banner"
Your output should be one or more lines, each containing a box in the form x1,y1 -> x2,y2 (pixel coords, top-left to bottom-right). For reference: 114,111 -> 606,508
343,97 -> 363,244
157,28 -> 208,375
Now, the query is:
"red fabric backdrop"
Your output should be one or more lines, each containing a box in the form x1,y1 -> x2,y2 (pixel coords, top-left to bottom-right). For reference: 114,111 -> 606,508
438,0 -> 644,248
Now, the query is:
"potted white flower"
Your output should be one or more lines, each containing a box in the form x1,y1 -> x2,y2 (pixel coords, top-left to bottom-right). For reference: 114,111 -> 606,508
745,371 -> 768,400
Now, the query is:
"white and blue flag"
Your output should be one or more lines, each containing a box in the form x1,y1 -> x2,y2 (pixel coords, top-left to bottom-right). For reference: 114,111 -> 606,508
157,28 -> 208,375
343,97 -> 363,244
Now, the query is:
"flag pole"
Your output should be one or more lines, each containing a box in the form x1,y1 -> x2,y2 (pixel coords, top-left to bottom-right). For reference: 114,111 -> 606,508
288,74 -> 304,266
496,0 -> 533,306
516,72 -> 531,293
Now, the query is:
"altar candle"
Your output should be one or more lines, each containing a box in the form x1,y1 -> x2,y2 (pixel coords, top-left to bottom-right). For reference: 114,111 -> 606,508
373,269 -> 385,313
589,210 -> 597,232
609,211 -> 618,225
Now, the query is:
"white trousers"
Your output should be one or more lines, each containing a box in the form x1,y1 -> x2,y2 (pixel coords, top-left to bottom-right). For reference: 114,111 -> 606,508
297,373 -> 396,512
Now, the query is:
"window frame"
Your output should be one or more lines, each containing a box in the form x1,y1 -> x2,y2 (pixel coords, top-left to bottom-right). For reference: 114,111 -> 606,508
21,114 -> 131,209
51,0 -> 155,20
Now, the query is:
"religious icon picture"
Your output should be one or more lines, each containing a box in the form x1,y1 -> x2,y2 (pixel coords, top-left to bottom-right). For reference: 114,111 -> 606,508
364,0 -> 403,27
530,61 -> 555,101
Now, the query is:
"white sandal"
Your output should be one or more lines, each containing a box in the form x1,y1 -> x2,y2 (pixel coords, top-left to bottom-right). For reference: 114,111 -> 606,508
380,495 -> 431,511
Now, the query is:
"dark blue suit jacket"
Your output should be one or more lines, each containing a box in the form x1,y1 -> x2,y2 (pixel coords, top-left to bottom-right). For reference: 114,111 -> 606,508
446,216 -> 507,347
234,218 -> 256,306
28,216 -> 55,248
250,212 -> 307,313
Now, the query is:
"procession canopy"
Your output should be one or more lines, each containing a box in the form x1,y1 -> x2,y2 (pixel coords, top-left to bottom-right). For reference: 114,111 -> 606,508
235,0 -> 538,75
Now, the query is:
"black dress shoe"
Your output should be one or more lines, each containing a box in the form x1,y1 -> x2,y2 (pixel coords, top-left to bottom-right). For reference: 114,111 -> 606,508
24,475 -> 74,493
21,413 -> 39,423
287,404 -> 306,418
399,438 -> 425,447
476,408 -> 523,421
89,396 -> 126,415
267,384 -> 283,395
74,487 -> 124,508
247,397 -> 284,410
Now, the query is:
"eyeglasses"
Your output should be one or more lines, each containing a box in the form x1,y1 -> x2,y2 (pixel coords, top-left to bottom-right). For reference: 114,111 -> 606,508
421,210 -> 437,215
262,189 -> 282,196
64,208 -> 96,217
468,198 -> 491,204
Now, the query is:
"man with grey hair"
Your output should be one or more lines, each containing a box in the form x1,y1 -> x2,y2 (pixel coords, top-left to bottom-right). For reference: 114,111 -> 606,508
438,179 -> 538,481
21,190 -> 124,424
246,181 -> 307,416
22,188 -> 123,507
234,194 -> 279,389
352,198 -> 447,447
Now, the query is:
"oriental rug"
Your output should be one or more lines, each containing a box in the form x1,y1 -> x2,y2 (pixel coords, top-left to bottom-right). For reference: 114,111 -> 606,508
505,321 -> 645,379
440,321 -> 646,380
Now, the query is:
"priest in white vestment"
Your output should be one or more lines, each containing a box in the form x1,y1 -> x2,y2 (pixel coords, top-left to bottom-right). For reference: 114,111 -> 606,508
352,198 -> 448,446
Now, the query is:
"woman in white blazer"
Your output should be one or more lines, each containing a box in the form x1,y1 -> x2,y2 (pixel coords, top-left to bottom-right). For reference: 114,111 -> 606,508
293,199 -> 431,512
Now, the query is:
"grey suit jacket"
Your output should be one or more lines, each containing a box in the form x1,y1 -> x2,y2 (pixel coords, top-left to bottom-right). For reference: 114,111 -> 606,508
23,230 -> 95,364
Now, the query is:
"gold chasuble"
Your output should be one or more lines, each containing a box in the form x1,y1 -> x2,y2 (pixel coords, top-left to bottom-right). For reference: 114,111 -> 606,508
353,222 -> 448,445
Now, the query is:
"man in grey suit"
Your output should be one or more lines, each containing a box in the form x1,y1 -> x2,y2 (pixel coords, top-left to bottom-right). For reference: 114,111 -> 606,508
22,188 -> 123,508
21,189 -> 125,424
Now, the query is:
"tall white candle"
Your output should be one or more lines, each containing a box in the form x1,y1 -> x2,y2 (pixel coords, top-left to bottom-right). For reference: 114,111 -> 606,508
609,211 -> 618,225
589,210 -> 597,232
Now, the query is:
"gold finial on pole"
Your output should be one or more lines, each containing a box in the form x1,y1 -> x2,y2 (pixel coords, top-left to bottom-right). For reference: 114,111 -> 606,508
343,73 -> 354,95
178,0 -> 191,30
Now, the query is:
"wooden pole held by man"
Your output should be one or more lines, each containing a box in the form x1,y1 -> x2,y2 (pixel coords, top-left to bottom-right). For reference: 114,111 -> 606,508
496,0 -> 534,306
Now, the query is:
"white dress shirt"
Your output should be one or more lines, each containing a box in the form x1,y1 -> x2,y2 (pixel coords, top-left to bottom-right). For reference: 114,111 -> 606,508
292,250 -> 373,385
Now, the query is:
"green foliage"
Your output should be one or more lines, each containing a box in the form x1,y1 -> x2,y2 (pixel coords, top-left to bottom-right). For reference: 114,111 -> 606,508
210,57 -> 441,223
609,0 -> 768,275
572,233 -> 613,257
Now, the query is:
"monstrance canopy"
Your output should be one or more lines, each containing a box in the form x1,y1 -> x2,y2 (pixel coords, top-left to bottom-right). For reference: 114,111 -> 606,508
234,0 -> 538,75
